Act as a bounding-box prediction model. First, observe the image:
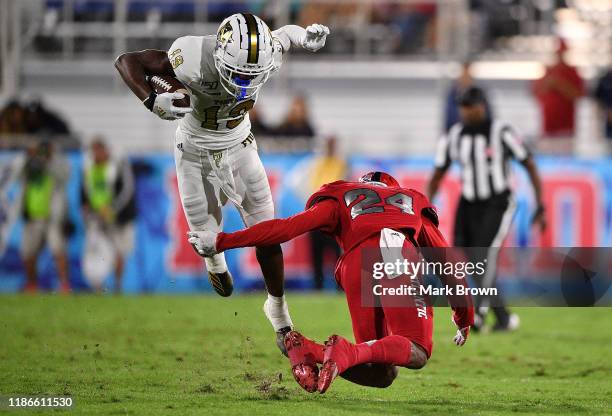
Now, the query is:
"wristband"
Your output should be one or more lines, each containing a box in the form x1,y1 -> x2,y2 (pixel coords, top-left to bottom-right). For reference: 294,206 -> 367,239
142,91 -> 157,112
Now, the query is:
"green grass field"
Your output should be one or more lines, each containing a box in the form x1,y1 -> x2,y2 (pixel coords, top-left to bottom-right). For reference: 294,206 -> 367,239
0,294 -> 610,415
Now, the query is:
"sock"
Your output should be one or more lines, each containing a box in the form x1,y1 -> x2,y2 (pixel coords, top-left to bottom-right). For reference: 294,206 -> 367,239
205,253 -> 228,274
264,294 -> 293,331
353,335 -> 412,367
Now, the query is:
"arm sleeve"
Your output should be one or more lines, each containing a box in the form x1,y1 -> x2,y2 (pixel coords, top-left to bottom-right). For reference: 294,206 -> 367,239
271,25 -> 306,53
217,198 -> 339,251
501,124 -> 529,162
417,216 -> 474,329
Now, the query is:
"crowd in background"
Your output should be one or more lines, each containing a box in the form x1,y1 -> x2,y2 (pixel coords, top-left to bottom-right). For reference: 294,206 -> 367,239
0,138 -> 135,294
0,98 -> 70,137
33,0 -> 575,56
1,0 -> 611,292
444,39 -> 612,149
2,39 -> 612,291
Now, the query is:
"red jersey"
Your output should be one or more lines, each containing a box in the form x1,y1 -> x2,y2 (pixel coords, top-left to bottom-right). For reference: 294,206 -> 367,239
217,180 -> 446,256
216,180 -> 473,329
532,63 -> 584,136
305,181 -> 438,253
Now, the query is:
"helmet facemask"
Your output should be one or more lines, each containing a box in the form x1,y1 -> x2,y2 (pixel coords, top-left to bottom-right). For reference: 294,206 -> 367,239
214,53 -> 272,100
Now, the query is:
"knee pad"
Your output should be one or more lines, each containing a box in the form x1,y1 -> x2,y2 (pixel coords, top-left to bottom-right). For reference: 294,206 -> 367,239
182,194 -> 209,229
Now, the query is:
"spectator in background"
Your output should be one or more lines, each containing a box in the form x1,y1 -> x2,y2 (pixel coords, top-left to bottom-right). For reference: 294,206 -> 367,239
23,99 -> 70,136
307,136 -> 346,290
81,138 -> 136,293
444,61 -> 492,131
0,98 -> 71,145
593,66 -> 612,141
0,100 -> 27,135
532,38 -> 584,142
275,95 -> 315,137
19,141 -> 71,293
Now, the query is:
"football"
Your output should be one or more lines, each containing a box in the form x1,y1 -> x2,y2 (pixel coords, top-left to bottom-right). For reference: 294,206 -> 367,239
146,75 -> 190,108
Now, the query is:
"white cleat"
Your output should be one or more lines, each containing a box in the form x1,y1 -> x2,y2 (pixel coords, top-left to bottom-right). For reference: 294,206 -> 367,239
493,313 -> 520,332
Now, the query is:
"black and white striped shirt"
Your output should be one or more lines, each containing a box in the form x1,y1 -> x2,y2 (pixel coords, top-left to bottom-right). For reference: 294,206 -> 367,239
434,119 -> 529,202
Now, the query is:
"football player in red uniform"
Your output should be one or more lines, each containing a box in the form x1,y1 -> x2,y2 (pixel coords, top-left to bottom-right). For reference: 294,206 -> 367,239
188,171 -> 474,393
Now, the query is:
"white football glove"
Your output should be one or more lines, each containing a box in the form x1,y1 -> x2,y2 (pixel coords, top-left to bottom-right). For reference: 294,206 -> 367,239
187,230 -> 218,257
151,92 -> 192,120
453,327 -> 470,346
301,24 -> 330,52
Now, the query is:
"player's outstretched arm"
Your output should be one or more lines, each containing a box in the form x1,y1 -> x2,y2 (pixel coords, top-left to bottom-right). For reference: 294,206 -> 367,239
114,50 -> 192,120
188,199 -> 338,257
418,215 -> 475,345
272,24 -> 330,53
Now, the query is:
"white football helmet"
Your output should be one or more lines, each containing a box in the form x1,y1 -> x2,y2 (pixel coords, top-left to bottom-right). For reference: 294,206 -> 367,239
213,13 -> 275,99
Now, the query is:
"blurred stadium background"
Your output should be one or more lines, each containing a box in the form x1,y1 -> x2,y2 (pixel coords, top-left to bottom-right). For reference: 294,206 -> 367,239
0,0 -> 611,293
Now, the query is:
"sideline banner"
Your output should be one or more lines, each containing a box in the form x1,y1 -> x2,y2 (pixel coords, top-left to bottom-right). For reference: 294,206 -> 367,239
0,152 -> 610,294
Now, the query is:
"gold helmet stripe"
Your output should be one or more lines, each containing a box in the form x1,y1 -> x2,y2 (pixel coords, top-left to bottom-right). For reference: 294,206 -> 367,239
242,13 -> 259,64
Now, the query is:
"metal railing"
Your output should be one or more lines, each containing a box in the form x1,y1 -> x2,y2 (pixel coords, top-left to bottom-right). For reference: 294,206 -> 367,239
1,0 -> 611,96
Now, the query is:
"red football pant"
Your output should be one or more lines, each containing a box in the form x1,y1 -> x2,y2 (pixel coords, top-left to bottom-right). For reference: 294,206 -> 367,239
335,234 -> 434,358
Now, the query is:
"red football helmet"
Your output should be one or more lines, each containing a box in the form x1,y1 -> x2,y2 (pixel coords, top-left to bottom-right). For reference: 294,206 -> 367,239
358,171 -> 400,188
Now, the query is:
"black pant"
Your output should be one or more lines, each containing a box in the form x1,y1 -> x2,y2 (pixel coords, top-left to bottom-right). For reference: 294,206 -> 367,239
309,231 -> 341,290
454,191 -> 514,325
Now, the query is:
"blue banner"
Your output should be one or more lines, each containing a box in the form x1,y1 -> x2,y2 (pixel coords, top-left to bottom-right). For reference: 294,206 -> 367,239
1,152 -> 610,293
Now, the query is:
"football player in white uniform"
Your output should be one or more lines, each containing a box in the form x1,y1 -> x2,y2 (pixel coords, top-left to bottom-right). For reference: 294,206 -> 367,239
115,14 -> 329,351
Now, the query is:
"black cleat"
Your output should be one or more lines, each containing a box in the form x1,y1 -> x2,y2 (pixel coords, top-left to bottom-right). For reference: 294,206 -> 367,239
492,313 -> 520,332
207,271 -> 233,297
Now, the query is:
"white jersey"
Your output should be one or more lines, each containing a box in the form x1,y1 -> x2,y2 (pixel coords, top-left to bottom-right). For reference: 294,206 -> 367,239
168,35 -> 283,150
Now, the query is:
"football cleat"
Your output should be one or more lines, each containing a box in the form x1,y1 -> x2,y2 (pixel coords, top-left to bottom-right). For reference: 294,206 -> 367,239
207,271 -> 233,297
492,313 -> 520,332
275,326 -> 292,356
284,331 -> 323,393
263,299 -> 294,356
318,334 -> 355,393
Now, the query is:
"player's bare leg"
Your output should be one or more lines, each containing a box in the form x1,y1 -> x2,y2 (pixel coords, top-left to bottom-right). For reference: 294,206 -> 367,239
318,334 -> 425,393
340,364 -> 398,388
258,244 -> 294,353
53,252 -> 71,294
23,256 -> 38,293
114,253 -> 124,294
256,244 -> 284,297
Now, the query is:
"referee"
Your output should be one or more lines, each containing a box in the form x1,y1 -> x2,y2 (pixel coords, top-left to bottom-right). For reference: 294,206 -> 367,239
427,86 -> 547,331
